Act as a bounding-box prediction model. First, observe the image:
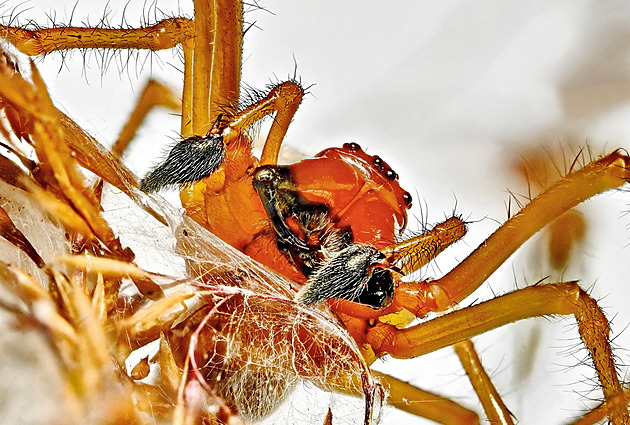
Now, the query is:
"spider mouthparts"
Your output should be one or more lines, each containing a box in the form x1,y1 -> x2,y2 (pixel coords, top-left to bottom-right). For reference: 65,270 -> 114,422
297,244 -> 395,309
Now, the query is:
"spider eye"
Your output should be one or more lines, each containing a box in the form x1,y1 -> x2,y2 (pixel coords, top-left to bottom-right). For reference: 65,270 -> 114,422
403,192 -> 413,208
386,169 -> 398,180
343,142 -> 360,152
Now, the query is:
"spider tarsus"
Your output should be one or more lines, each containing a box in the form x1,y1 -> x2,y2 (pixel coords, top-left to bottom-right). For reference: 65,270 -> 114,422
139,133 -> 225,193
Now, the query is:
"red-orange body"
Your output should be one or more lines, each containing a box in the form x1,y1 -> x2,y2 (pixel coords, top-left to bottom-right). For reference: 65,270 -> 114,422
181,137 -> 411,285
290,145 -> 410,247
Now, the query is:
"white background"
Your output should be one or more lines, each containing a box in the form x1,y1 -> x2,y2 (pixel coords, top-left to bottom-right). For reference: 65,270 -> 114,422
4,1 -> 630,424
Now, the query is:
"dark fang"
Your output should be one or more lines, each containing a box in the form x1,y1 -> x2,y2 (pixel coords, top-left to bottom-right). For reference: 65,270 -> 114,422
139,133 -> 225,193
252,165 -> 310,250
297,244 -> 394,309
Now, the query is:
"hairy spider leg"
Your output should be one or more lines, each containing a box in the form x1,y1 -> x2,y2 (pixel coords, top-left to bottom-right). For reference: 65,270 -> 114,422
0,16 -> 195,184
372,282 -> 625,424
514,149 -> 589,271
224,80 -> 305,164
380,216 -> 468,275
432,151 -> 630,310
182,0 -> 299,154
0,19 -> 194,55
187,0 -> 242,136
112,80 -> 181,156
569,387 -> 630,425
0,2 -> 237,139
453,339 -> 513,425
374,371 -> 480,425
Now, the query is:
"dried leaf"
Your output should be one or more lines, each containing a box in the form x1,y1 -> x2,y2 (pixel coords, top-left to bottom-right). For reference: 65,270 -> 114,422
0,204 -> 45,267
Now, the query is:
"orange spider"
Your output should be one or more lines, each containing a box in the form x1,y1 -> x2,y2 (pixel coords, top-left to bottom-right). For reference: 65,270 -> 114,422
1,1 -> 629,424
142,78 -> 630,423
129,3 -> 628,424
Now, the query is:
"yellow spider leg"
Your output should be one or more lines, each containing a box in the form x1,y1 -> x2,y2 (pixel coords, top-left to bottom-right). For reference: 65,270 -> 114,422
0,16 -> 198,147
0,19 -> 194,55
188,0 -> 300,167
515,148 -> 589,271
0,3 -> 241,138
568,387 -> 630,425
454,339 -> 513,425
374,371 -> 480,425
112,80 -> 181,156
380,216 -> 467,275
190,0 -> 213,135
369,282 -> 628,424
181,38 -> 194,137
428,150 -> 630,312
257,82 -> 304,165
189,0 -> 242,136
217,80 -> 304,166
208,0 -> 242,123
331,217 -> 466,321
